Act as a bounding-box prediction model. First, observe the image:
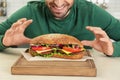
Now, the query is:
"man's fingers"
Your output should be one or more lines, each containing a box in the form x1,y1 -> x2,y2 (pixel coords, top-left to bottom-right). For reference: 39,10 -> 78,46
17,18 -> 27,23
11,21 -> 23,30
81,40 -> 93,47
11,19 -> 33,31
86,26 -> 109,38
86,26 -> 104,35
22,19 -> 33,29
17,18 -> 33,29
11,18 -> 30,30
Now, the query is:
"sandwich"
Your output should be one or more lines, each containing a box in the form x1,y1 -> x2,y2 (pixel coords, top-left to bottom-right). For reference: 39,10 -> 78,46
28,34 -> 85,59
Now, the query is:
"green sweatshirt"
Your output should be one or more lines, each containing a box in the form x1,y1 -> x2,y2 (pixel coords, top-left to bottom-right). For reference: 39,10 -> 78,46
0,0 -> 120,57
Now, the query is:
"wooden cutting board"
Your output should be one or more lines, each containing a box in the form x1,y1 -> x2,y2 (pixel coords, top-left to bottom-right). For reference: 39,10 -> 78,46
11,50 -> 97,77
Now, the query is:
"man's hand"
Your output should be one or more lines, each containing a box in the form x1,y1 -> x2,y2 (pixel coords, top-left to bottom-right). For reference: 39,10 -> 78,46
81,26 -> 114,56
2,18 -> 33,47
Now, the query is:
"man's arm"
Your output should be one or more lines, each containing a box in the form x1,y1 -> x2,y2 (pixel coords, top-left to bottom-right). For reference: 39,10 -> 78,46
82,4 -> 120,57
0,4 -> 31,50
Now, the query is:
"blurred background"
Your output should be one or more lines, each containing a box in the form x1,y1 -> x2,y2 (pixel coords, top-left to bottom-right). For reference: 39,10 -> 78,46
0,0 -> 120,22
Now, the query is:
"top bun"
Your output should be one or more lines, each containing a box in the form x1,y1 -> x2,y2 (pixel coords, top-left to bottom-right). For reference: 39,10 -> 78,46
30,34 -> 83,47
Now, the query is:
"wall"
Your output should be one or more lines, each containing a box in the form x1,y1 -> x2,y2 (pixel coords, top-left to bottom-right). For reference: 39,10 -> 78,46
0,0 -> 34,22
107,0 -> 120,19
7,0 -> 30,16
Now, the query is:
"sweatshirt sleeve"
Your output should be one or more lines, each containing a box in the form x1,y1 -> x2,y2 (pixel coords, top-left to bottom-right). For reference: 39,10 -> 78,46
0,35 -> 7,50
112,42 -> 120,57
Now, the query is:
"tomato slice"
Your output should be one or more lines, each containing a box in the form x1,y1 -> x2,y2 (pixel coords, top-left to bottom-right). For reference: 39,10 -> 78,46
63,47 -> 82,53
31,46 -> 51,51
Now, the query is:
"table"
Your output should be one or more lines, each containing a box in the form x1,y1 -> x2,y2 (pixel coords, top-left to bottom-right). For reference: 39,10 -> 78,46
0,48 -> 120,80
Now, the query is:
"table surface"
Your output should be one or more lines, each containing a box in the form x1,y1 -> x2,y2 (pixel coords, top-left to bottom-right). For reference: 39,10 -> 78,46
0,48 -> 120,80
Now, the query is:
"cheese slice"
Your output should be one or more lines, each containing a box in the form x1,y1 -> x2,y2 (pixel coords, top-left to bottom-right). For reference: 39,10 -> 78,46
36,49 -> 52,54
61,49 -> 71,55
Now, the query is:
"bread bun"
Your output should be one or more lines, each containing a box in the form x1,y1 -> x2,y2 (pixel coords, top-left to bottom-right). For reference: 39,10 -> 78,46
30,34 -> 83,47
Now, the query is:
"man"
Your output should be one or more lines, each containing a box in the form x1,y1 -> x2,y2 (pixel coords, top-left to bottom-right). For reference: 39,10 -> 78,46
0,0 -> 120,57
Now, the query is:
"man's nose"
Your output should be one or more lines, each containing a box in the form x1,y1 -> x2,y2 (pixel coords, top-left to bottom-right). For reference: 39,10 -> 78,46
54,0 -> 64,7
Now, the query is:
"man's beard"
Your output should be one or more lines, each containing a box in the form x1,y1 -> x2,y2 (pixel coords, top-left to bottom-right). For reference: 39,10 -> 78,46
53,9 -> 70,19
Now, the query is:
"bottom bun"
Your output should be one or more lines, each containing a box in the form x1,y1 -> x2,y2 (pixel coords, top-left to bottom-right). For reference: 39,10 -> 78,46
52,52 -> 84,59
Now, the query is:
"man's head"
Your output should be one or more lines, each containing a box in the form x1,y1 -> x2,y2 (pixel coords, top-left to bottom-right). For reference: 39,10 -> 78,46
45,0 -> 74,19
